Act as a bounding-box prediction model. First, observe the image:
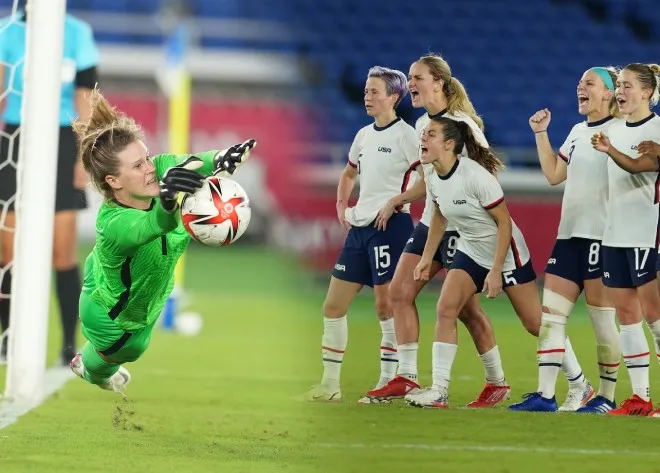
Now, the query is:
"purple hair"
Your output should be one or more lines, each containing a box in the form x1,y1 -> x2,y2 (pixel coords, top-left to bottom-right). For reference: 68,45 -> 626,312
367,66 -> 409,108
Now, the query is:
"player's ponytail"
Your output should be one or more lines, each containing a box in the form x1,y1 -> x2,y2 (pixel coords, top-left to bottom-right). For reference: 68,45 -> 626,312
417,54 -> 484,131
445,77 -> 484,131
431,117 -> 504,175
648,63 -> 660,106
72,87 -> 144,200
623,63 -> 660,107
603,66 -> 621,118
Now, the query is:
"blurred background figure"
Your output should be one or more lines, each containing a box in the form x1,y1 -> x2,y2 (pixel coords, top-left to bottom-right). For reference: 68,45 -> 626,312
0,0 -> 98,365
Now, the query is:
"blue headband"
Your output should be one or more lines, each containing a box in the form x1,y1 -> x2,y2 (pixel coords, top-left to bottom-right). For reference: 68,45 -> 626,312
590,67 -> 615,91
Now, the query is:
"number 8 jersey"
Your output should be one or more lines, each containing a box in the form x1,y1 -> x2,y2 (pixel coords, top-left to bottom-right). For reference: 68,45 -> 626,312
556,116 -> 617,240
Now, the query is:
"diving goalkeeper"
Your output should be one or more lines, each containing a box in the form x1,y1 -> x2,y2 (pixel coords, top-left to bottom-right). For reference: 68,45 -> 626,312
69,88 -> 255,393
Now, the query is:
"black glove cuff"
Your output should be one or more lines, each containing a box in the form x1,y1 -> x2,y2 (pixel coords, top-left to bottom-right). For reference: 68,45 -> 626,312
160,197 -> 178,213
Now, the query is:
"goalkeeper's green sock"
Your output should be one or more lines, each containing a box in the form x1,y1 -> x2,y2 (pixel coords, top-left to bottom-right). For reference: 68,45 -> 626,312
81,342 -> 120,385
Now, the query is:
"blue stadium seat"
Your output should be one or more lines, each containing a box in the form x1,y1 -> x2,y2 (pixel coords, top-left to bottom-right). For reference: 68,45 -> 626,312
287,0 -> 659,160
2,0 -> 657,161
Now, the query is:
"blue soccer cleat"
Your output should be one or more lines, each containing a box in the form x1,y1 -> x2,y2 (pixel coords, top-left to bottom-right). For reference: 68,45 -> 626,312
509,392 -> 558,412
576,395 -> 616,414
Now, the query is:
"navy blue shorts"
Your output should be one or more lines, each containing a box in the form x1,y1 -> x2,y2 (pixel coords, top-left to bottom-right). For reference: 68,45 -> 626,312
545,238 -> 602,291
449,250 -> 537,293
332,212 -> 414,287
402,222 -> 460,268
602,246 -> 656,288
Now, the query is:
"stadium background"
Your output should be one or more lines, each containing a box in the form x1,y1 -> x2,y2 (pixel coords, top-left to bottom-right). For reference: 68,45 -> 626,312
1,1 -> 660,472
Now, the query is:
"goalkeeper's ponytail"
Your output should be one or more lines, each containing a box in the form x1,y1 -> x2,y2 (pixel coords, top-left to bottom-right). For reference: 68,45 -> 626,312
72,87 -> 144,200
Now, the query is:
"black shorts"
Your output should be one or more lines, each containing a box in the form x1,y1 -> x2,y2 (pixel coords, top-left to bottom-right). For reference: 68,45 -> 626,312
0,124 -> 87,212
402,222 -> 460,268
450,250 -> 537,293
545,238 -> 602,292
602,246 -> 656,288
332,213 -> 414,287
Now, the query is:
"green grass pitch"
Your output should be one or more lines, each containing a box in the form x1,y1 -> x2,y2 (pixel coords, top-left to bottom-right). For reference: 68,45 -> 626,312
0,244 -> 659,473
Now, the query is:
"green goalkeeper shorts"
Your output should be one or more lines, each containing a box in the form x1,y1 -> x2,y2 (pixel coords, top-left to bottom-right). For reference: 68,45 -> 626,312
79,290 -> 158,363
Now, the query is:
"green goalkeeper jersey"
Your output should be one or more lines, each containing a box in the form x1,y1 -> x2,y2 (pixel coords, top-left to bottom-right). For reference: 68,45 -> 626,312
82,151 -> 218,331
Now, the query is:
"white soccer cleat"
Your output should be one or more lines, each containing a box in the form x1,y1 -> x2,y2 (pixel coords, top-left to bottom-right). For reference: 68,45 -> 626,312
70,353 -> 131,394
558,379 -> 594,411
300,383 -> 342,402
405,386 -> 449,408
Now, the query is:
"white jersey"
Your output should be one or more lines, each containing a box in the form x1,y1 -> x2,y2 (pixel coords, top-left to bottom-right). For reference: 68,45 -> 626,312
556,116 -> 618,240
602,114 -> 660,248
345,117 -> 420,227
416,110 -> 489,227
425,158 -> 531,271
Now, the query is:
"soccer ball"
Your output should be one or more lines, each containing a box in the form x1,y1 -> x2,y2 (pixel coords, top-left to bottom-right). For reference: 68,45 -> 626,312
180,176 -> 251,246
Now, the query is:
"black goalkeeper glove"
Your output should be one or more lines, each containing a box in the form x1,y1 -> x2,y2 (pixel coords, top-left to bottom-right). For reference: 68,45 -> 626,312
159,156 -> 205,212
213,138 -> 257,177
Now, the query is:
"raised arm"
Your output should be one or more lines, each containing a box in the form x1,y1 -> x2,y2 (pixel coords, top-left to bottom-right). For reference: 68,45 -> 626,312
153,140 -> 257,180
530,109 -> 567,186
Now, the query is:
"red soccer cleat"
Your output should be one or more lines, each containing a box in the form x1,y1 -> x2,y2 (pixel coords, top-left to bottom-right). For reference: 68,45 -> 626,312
466,383 -> 511,408
365,375 -> 420,401
608,395 -> 653,416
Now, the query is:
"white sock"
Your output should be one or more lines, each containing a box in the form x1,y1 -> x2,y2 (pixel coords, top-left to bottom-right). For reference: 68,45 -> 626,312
379,319 -> 398,387
432,341 -> 458,391
479,345 -> 506,386
321,315 -> 347,388
537,313 -> 567,398
397,342 -> 418,380
620,321 -> 650,401
647,319 -> 660,366
587,304 -> 620,402
562,337 -> 585,387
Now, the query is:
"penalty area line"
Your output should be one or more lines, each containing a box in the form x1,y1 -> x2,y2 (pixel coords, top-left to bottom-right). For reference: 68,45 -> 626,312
315,442 -> 660,457
0,366 -> 74,431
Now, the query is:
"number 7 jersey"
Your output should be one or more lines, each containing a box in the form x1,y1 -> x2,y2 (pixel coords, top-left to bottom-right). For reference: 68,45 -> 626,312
603,114 -> 660,249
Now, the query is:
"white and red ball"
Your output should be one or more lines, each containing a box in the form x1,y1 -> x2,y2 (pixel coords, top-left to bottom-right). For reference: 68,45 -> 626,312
180,176 -> 251,246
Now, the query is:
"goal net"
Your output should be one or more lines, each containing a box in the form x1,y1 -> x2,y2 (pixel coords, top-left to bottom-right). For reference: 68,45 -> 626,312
1,0 -> 68,404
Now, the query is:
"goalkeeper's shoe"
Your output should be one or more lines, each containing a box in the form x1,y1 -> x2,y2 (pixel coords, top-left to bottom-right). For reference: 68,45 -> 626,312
558,379 -> 594,411
508,392 -> 558,412
466,383 -> 511,408
364,376 -> 420,401
405,386 -> 448,409
299,383 -> 342,402
70,353 -> 131,393
607,395 -> 653,416
576,395 -> 616,414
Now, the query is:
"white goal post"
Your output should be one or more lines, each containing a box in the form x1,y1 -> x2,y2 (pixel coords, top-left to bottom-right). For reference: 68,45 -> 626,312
4,0 -> 67,402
